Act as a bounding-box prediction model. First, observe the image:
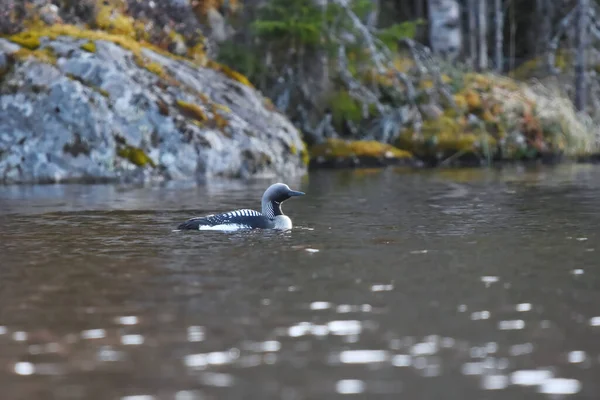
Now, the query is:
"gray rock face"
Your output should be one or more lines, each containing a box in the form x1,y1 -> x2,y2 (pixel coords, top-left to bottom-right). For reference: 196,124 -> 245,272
0,35 -> 306,184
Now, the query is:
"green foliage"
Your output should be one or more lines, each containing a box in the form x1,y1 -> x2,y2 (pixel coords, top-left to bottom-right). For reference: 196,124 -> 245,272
377,19 -> 425,49
329,91 -> 363,129
351,0 -> 378,19
328,91 -> 378,129
251,0 -> 334,46
217,42 -> 264,79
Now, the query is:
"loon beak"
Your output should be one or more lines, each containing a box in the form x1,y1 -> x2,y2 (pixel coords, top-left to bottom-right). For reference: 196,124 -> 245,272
288,190 -> 305,197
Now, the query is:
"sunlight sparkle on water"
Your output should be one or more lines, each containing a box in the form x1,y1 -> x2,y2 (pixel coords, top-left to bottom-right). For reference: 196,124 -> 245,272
310,301 -> 331,310
410,250 -> 429,254
567,351 -> 586,363
121,396 -> 155,400
247,340 -> 281,352
175,391 -> 203,400
121,334 -> 144,345
516,303 -> 532,312
336,304 -> 373,313
185,351 -> 238,368
327,320 -> 362,336
115,316 -> 139,325
199,372 -> 234,387
498,320 -> 525,330
12,331 -> 27,341
391,354 -> 411,367
481,375 -> 509,390
509,343 -> 534,356
14,362 -> 34,375
187,326 -> 205,342
97,347 -> 125,362
410,342 -> 438,356
510,370 -> 553,386
461,362 -> 484,375
481,276 -> 499,287
336,379 -> 365,394
471,311 -> 490,320
81,329 -> 106,339
286,322 -> 330,337
339,350 -> 389,364
287,322 -> 312,337
371,284 -> 394,292
539,378 -> 582,394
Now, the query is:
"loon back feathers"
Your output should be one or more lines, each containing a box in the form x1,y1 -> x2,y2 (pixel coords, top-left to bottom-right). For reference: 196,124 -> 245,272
177,209 -> 271,230
176,182 -> 305,232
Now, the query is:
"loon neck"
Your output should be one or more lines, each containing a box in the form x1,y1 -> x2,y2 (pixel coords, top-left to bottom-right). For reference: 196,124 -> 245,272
262,200 -> 283,219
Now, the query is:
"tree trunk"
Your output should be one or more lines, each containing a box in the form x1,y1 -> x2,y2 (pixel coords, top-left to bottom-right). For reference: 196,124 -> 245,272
415,0 -> 424,19
478,0 -> 488,71
536,0 -> 554,56
575,0 -> 589,111
494,0 -> 503,72
468,0 -> 477,68
427,0 -> 462,61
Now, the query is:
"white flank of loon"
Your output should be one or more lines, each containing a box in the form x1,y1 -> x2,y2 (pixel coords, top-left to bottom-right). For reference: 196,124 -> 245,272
176,183 -> 305,231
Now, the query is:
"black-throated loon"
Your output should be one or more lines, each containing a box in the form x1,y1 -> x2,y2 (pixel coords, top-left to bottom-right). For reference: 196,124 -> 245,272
176,183 -> 305,231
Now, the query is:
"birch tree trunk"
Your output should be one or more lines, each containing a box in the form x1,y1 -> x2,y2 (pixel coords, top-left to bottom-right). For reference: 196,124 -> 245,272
535,0 -> 554,56
575,0 -> 589,111
494,0 -> 503,72
468,0 -> 477,68
427,0 -> 462,61
478,0 -> 488,71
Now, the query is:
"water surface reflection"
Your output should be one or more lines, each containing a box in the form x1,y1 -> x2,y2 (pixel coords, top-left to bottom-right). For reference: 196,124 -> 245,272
1,165 -> 600,399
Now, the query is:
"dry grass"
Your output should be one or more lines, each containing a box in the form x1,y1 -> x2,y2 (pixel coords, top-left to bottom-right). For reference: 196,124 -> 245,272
498,77 -> 599,156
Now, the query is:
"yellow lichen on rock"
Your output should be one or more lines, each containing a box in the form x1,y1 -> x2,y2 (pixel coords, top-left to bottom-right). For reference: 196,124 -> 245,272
94,0 -> 135,37
4,22 -> 254,95
8,31 -> 41,50
188,43 -> 208,66
81,41 -> 96,53
117,145 -> 155,167
396,112 -> 497,161
300,145 -> 310,166
143,62 -> 165,77
176,100 -> 209,123
13,47 -> 57,64
210,105 -> 229,130
207,60 -> 254,88
395,70 -> 598,162
310,138 -> 412,160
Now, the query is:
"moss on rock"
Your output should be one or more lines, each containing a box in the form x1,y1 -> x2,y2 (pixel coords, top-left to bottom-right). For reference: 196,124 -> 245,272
8,31 -> 41,50
175,99 -> 208,123
394,70 -> 597,165
13,47 -> 57,65
117,145 -> 155,167
310,138 -> 413,168
94,0 -> 135,37
81,41 -> 96,53
207,60 -> 254,88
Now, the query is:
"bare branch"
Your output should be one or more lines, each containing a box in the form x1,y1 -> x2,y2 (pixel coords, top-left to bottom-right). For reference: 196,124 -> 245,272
547,7 -> 577,73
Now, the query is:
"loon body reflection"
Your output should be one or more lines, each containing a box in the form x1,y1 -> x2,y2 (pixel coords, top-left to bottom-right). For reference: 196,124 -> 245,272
177,183 -> 305,231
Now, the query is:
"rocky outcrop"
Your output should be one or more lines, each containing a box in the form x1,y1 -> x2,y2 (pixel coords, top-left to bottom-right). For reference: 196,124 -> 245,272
0,30 -> 307,184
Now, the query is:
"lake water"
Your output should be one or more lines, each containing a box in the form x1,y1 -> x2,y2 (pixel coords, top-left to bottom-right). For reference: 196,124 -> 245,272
1,165 -> 600,400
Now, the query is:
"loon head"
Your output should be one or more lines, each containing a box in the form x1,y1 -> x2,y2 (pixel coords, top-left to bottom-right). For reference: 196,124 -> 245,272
261,183 -> 304,218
